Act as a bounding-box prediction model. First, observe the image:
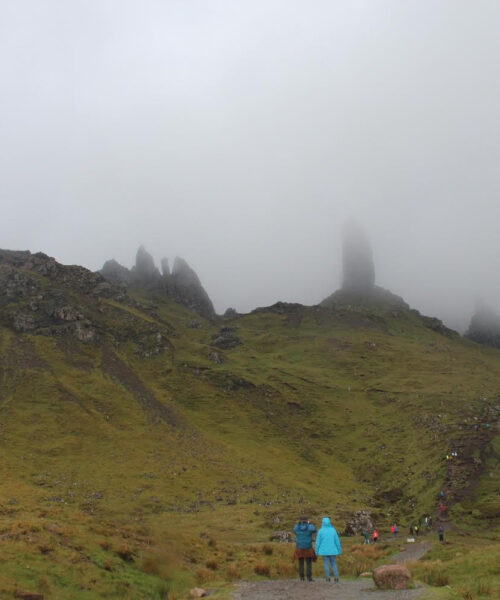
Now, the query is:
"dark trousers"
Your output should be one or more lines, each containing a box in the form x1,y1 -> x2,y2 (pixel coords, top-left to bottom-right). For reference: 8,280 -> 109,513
298,557 -> 312,580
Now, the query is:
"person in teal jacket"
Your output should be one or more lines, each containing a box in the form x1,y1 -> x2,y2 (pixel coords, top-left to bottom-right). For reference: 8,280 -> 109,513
315,517 -> 342,582
292,516 -> 316,581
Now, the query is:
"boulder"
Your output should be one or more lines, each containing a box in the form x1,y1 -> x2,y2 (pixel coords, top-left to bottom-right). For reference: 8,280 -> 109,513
269,530 -> 292,543
14,591 -> 44,600
372,564 -> 411,590
188,588 -> 208,598
211,327 -> 242,350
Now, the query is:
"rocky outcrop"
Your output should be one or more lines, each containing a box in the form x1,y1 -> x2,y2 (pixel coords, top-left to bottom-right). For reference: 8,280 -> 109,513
343,510 -> 374,536
130,246 -> 161,287
211,327 -> 242,349
321,223 -> 409,309
160,257 -> 170,277
465,302 -> 500,348
0,249 -> 125,341
342,221 -> 375,293
168,257 -> 215,318
101,259 -> 131,285
99,247 -> 215,319
373,564 -> 411,590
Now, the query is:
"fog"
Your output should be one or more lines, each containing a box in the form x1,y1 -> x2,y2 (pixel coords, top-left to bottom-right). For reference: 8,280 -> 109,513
2,1 -> 500,330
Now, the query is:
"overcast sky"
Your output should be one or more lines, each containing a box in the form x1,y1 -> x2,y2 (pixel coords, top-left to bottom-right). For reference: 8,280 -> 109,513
2,1 -> 500,330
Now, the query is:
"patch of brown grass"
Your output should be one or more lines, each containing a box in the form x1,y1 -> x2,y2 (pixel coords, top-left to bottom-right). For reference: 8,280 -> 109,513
254,562 -> 271,577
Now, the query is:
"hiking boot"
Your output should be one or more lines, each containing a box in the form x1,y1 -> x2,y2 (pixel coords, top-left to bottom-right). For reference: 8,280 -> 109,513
307,578 -> 314,582
334,577 -> 339,583
325,577 -> 331,582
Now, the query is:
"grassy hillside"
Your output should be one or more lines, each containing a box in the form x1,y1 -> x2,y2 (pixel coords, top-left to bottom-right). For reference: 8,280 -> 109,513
0,253 -> 498,598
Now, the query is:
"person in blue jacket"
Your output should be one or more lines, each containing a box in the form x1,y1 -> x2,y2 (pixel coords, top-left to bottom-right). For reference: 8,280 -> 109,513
315,516 -> 342,582
292,516 -> 317,581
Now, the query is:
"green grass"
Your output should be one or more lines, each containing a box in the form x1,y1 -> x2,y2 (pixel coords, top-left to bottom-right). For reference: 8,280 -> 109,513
0,289 -> 498,598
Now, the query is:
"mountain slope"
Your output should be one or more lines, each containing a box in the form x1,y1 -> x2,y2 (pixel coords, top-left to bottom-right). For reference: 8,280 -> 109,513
0,251 -> 498,598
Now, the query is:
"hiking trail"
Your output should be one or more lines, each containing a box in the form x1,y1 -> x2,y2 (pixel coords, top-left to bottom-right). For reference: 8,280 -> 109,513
231,541 -> 431,600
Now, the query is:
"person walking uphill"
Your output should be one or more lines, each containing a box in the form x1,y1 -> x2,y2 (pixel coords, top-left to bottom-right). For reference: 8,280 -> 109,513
293,516 -> 317,581
315,517 -> 342,583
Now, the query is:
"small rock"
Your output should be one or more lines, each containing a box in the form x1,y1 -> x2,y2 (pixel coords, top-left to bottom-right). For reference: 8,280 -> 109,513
360,571 -> 372,577
269,530 -> 292,543
208,351 -> 224,364
373,564 -> 411,590
188,588 -> 208,598
14,591 -> 44,600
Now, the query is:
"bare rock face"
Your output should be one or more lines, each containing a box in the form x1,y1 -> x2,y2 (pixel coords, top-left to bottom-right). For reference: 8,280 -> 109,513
373,564 -> 411,590
169,257 -> 215,318
321,223 -> 408,309
99,247 -> 215,319
160,257 -> 170,277
342,221 -> 375,293
132,245 -> 161,285
344,510 -> 374,536
101,259 -> 131,284
466,302 -> 500,348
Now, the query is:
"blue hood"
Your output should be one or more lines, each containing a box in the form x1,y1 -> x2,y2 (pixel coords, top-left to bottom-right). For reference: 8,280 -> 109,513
315,518 -> 342,556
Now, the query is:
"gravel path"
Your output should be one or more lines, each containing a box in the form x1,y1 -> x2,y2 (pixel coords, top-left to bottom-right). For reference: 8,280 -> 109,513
231,542 -> 431,600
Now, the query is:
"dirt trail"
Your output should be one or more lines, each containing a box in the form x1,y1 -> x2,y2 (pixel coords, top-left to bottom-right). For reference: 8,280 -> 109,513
231,542 -> 431,600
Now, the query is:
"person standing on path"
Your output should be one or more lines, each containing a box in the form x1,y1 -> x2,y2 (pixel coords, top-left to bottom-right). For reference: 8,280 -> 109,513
315,517 -> 342,583
438,526 -> 444,542
362,529 -> 370,544
371,529 -> 379,543
292,516 -> 316,582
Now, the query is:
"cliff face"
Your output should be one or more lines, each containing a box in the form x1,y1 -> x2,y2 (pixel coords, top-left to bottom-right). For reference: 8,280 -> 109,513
99,246 -> 215,318
321,223 -> 408,309
466,303 -> 500,348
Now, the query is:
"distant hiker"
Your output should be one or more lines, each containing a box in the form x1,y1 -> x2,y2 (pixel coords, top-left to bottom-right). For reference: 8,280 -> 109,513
394,523 -> 398,536
440,490 -> 445,499
414,524 -> 419,537
315,517 -> 342,583
440,504 -> 446,515
438,526 -> 444,542
427,516 -> 432,528
371,529 -> 379,543
390,524 -> 395,535
362,529 -> 370,544
293,516 -> 316,581
486,422 -> 491,429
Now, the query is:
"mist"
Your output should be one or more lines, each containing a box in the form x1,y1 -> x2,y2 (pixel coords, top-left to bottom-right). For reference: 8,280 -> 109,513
2,1 -> 500,331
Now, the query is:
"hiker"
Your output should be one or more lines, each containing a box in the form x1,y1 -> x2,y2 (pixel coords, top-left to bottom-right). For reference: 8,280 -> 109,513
427,516 -> 432,528
292,516 -> 316,581
390,524 -> 395,536
371,529 -> 379,543
438,526 -> 444,542
414,524 -> 419,537
409,525 -> 414,535
440,490 -> 445,499
362,529 -> 370,544
394,523 -> 398,536
440,503 -> 446,515
315,517 -> 342,583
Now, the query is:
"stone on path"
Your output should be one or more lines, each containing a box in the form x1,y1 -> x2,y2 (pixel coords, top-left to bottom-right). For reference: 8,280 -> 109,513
189,588 -> 208,598
373,564 -> 412,590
